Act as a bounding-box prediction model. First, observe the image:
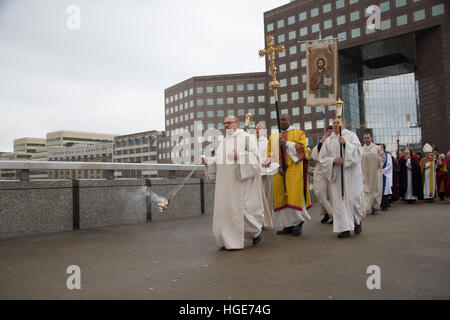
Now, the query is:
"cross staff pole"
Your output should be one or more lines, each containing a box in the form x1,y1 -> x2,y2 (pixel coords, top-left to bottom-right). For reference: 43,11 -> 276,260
336,98 -> 344,200
259,35 -> 287,176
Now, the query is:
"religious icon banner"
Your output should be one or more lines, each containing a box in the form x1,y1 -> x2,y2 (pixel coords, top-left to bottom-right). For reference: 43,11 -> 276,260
306,40 -> 338,106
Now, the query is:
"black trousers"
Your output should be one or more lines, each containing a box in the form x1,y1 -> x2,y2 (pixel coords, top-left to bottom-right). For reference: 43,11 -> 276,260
381,195 -> 390,210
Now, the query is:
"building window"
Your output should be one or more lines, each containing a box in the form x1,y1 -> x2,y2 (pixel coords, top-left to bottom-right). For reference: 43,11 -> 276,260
237,97 -> 244,104
292,92 -> 299,101
267,23 -> 274,32
414,9 -> 425,21
238,109 -> 245,116
258,96 -> 265,102
207,99 -> 214,105
336,0 -> 344,9
227,97 -> 234,104
289,46 -> 297,55
248,96 -> 255,103
280,79 -> 287,87
301,59 -> 306,67
197,99 -> 204,106
323,3 -> 331,13
197,112 -> 204,118
380,1 -> 390,13
227,110 -> 234,116
237,84 -> 244,91
395,0 -> 406,8
302,74 -> 306,83
277,19 -> 284,28
216,98 -> 223,105
397,15 -> 407,26
280,94 -> 288,102
216,85 -> 224,92
292,107 -> 300,116
288,16 -> 295,25
206,86 -> 213,93
349,0 -> 359,4
279,51 -> 286,58
247,83 -> 254,91
257,83 -> 264,90
312,23 -> 320,33
300,27 -> 308,37
271,111 -> 277,119
226,85 -> 234,92
304,121 -> 312,130
291,76 -> 299,85
311,8 -> 319,17
207,111 -> 214,118
288,30 -> 296,40
324,19 -> 332,29
304,106 -> 311,114
351,28 -> 360,38
280,63 -> 286,72
217,110 -> 224,117
432,4 -> 445,16
278,34 -> 285,43
258,108 -> 266,115
299,12 -> 307,21
381,19 -> 391,30
290,60 -> 298,70
350,11 -> 360,21
196,87 -> 203,94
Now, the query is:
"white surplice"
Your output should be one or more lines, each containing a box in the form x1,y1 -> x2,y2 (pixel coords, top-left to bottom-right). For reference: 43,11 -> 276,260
319,130 -> 363,233
361,143 -> 386,214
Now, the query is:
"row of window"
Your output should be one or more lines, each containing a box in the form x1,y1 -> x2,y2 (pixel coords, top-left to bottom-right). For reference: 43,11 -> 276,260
165,83 -> 265,104
114,147 -> 157,155
267,0 -> 432,33
114,156 -> 157,162
269,3 -> 445,44
115,137 -> 152,147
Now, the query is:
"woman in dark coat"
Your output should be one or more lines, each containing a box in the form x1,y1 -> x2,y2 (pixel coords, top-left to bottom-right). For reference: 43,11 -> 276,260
399,148 -> 423,203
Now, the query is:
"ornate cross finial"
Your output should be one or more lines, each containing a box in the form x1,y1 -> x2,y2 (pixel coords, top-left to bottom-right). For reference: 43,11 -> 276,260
259,35 -> 285,100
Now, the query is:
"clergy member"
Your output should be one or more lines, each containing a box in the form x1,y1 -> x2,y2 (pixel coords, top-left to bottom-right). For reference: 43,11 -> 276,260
268,114 -> 312,236
437,154 -> 449,200
361,132 -> 386,215
255,122 -> 275,229
202,116 -> 267,249
399,148 -> 422,204
319,118 -> 363,238
311,126 -> 334,224
419,143 -> 437,203
379,144 -> 393,211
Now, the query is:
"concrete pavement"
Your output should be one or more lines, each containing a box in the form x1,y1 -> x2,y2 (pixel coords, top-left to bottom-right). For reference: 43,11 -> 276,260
0,200 -> 449,299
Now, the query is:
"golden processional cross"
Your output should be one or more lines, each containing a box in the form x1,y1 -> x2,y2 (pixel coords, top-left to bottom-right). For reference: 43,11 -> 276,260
259,35 -> 287,190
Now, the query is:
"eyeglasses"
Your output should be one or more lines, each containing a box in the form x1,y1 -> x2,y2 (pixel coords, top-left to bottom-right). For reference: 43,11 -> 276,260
223,121 -> 236,125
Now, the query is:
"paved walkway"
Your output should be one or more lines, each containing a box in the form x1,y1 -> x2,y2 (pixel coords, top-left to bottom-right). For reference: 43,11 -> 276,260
1,201 -> 449,300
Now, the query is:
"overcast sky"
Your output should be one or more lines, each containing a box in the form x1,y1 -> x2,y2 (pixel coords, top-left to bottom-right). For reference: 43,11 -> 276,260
0,0 -> 288,151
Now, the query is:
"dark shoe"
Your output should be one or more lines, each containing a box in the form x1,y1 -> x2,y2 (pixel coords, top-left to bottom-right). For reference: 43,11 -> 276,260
328,219 -> 333,225
253,233 -> 262,246
321,214 -> 331,224
292,222 -> 304,236
382,207 -> 388,211
371,209 -> 378,215
277,226 -> 294,235
354,223 -> 362,235
338,231 -> 350,238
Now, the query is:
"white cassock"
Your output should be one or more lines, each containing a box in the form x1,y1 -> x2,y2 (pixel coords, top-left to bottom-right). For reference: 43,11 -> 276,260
204,129 -> 267,249
311,145 -> 333,217
382,153 -> 393,196
319,130 -> 362,233
257,135 -> 275,229
405,158 -> 418,200
361,143 -> 386,214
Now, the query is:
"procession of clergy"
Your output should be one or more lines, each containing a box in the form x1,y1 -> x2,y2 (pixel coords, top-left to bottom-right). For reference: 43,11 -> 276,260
201,114 -> 448,250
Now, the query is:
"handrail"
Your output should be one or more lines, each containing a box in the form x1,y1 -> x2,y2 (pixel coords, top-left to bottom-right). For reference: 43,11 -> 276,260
0,160 -> 203,171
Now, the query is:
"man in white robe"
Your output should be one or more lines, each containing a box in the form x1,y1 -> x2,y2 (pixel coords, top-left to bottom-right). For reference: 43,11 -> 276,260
311,126 -> 334,224
379,144 -> 393,211
361,132 -> 386,215
256,122 -> 275,229
319,118 -> 363,238
202,116 -> 266,250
